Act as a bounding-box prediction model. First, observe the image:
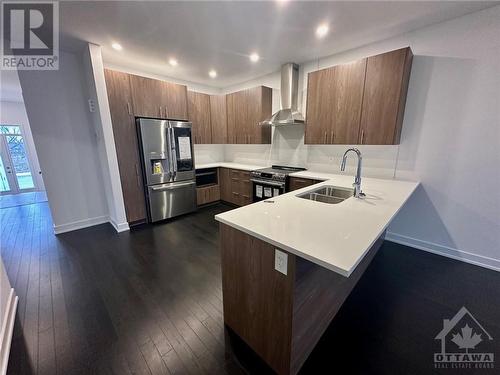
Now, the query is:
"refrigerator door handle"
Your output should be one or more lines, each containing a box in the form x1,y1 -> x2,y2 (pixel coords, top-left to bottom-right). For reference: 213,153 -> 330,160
151,181 -> 195,191
169,127 -> 178,176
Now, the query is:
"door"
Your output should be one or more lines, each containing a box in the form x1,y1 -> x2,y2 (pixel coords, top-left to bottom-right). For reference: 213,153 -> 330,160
359,48 -> 411,144
163,82 -> 188,121
147,180 -> 196,222
210,95 -> 227,144
187,91 -> 211,144
168,121 -> 195,182
129,74 -> 165,118
0,125 -> 36,194
305,69 -> 333,144
104,69 -> 147,223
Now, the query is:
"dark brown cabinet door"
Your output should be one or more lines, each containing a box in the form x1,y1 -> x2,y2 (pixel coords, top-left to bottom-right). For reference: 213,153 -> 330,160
305,59 -> 366,144
359,47 -> 413,144
210,95 -> 227,144
219,168 -> 233,203
305,68 -> 333,144
288,177 -> 319,192
226,87 -> 272,144
163,82 -> 188,121
129,74 -> 165,118
187,91 -> 211,144
104,69 -> 147,224
247,86 -> 272,144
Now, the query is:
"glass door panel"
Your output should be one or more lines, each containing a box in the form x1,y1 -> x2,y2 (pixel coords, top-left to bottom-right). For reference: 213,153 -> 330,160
5,135 -> 35,190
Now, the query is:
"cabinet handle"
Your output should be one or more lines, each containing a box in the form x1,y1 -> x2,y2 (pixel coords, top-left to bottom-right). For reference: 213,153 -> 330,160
126,102 -> 132,115
165,105 -> 169,119
360,129 -> 365,144
324,131 -> 327,144
159,106 -> 162,118
331,131 -> 334,144
135,164 -> 141,187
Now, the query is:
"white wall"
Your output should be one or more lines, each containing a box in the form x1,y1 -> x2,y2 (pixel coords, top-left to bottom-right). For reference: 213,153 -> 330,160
83,44 -> 129,232
221,6 -> 500,270
18,50 -> 110,233
0,257 -> 17,375
0,99 -> 45,190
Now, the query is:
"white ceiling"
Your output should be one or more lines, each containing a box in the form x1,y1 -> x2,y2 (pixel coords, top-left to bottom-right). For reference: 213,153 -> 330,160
5,1 -> 498,92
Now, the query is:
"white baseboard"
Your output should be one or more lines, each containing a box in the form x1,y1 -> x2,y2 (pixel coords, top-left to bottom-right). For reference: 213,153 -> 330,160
109,218 -> 130,233
53,215 -> 109,234
385,231 -> 500,272
0,289 -> 18,375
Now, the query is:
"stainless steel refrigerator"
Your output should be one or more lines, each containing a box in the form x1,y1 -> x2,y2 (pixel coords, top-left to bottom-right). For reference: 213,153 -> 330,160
137,118 -> 197,222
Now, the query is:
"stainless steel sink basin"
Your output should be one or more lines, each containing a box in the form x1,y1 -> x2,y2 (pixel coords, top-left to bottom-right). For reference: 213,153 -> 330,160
297,185 -> 353,204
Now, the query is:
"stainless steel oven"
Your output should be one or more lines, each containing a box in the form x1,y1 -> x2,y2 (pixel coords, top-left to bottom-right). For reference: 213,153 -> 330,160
250,166 -> 306,202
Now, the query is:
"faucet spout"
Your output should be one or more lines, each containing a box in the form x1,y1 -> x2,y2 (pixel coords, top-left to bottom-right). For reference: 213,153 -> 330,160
340,148 -> 365,198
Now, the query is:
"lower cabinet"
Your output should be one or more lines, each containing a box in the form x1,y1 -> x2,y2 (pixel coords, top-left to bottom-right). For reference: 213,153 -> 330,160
219,168 -> 252,206
196,185 -> 220,206
288,177 -> 321,192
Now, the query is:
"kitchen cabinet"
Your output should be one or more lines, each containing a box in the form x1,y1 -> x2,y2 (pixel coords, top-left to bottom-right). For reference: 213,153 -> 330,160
196,185 -> 220,206
305,59 -> 366,144
359,47 -> 413,144
305,47 -> 412,145
288,177 -> 321,192
129,74 -> 188,120
219,168 -> 252,206
104,69 -> 147,224
210,95 -> 227,143
227,86 -> 272,144
188,91 -> 212,144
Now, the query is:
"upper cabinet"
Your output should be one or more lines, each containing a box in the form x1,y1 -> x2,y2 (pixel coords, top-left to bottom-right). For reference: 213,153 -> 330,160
359,48 -> 413,144
210,95 -> 228,144
305,47 -> 413,145
305,59 -> 366,144
187,91 -> 211,144
129,74 -> 188,120
227,86 -> 272,144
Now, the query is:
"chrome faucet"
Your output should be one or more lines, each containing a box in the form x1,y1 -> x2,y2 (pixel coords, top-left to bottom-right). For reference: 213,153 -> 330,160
340,148 -> 365,198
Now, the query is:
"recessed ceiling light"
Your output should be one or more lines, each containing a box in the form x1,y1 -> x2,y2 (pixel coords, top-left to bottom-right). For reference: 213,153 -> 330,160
250,53 -> 260,62
111,42 -> 123,51
169,58 -> 178,67
315,23 -> 329,39
209,70 -> 217,78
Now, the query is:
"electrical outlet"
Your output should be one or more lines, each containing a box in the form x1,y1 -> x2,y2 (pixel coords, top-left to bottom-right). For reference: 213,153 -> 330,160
275,249 -> 288,275
88,99 -> 96,113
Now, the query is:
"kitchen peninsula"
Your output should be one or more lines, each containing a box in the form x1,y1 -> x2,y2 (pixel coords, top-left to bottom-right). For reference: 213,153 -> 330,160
215,173 -> 419,374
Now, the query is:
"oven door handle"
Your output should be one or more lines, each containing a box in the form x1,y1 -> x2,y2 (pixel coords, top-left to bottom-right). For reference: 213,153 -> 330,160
250,179 -> 285,187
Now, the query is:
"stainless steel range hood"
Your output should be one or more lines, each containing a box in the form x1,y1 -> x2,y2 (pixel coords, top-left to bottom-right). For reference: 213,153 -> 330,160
260,63 -> 305,126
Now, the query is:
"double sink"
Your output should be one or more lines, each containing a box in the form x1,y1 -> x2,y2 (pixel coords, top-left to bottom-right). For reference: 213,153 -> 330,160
297,185 -> 353,204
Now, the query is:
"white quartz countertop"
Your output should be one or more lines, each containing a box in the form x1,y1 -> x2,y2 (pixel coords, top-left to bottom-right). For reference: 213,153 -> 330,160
195,162 -> 267,172
215,170 -> 419,277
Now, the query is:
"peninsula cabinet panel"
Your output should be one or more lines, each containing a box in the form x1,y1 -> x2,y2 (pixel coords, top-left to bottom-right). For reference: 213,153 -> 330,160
210,95 -> 228,143
104,69 -> 147,224
305,59 -> 366,144
220,224 -> 384,375
129,74 -> 165,118
187,91 -> 211,144
359,47 -> 413,145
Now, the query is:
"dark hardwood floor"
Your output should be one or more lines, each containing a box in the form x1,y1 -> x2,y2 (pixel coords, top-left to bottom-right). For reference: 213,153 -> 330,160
2,202 -> 499,374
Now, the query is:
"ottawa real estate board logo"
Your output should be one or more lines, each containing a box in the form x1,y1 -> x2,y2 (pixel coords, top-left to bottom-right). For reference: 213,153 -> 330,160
1,1 -> 59,70
434,306 -> 494,369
